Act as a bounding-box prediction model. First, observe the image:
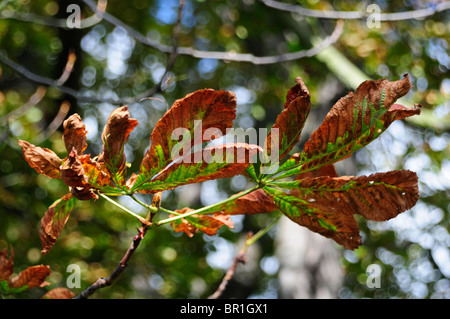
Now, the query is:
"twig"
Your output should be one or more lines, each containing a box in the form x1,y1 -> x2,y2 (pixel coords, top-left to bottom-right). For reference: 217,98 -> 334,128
82,0 -> 344,65
158,0 -> 185,91
208,214 -> 281,299
261,0 -> 450,21
207,233 -> 250,299
6,86 -> 47,121
74,223 -> 148,299
55,50 -> 77,86
0,50 -> 159,105
35,101 -> 71,143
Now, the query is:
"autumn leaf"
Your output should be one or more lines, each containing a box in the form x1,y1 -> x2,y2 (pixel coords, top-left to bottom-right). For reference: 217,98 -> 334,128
135,143 -> 261,194
171,208 -> 234,237
62,113 -> 88,154
60,149 -> 99,200
41,287 -> 75,299
101,105 -> 138,184
279,75 -> 421,177
0,246 -> 52,294
9,265 -> 51,289
18,140 -> 62,179
134,89 -> 236,190
217,189 -> 279,216
266,170 -> 419,249
294,164 -> 338,180
40,194 -> 77,255
265,76 -> 311,160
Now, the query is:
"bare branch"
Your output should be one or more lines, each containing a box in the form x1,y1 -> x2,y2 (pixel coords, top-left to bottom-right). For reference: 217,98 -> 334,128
74,224 -> 148,299
82,0 -> 344,65
0,51 -> 159,105
261,0 -> 450,21
35,101 -> 71,144
208,233 -> 250,300
55,50 -> 77,86
6,86 -> 47,121
0,0 -> 107,28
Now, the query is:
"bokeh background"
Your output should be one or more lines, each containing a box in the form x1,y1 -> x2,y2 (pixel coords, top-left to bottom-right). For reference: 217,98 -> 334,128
0,0 -> 448,299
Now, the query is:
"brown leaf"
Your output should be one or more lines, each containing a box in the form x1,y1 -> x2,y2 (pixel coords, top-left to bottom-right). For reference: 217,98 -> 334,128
9,265 -> 51,289
220,189 -> 279,215
265,76 -> 311,159
171,208 -> 197,237
40,194 -> 77,255
0,247 -> 14,282
294,164 -> 338,180
60,150 -> 98,200
80,154 -> 115,190
63,113 -> 88,154
171,209 -> 234,237
281,170 -> 419,249
41,287 -> 75,299
18,140 -> 62,179
292,75 -> 420,171
139,89 -> 236,181
101,106 -> 138,182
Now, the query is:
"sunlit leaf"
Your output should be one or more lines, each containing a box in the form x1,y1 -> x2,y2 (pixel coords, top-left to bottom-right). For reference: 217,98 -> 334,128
265,76 -> 311,160
60,149 -> 98,200
18,140 -> 62,179
135,89 -> 236,190
280,75 -> 421,177
101,106 -> 138,184
62,113 -> 88,154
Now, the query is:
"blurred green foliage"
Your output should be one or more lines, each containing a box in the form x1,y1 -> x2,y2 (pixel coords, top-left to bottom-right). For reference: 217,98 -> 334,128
0,0 -> 448,299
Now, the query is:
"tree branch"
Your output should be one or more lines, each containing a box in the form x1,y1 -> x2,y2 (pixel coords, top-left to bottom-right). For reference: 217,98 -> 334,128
74,223 -> 148,299
261,0 -> 450,21
207,235 -> 249,299
208,214 -> 281,299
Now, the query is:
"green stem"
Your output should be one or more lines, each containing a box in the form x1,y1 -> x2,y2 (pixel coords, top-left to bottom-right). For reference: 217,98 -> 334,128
129,194 -> 158,213
245,212 -> 282,247
156,185 -> 260,226
158,206 -> 178,215
98,193 -> 148,224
